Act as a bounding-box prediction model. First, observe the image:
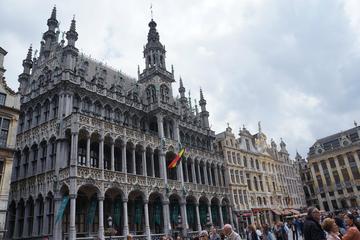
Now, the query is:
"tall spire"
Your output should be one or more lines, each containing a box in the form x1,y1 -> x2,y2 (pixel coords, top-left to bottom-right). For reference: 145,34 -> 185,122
66,16 -> 78,46
143,17 -> 166,70
22,45 -> 33,74
47,6 -> 58,31
199,88 -> 209,129
26,44 -> 32,61
199,88 -> 207,109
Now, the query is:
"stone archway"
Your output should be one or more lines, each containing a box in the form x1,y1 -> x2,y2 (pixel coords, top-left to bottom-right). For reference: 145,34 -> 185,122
128,190 -> 145,235
104,187 -> 125,236
149,192 -> 164,234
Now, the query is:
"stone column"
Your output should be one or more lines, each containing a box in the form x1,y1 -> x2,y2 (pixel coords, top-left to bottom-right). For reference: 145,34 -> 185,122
23,202 -> 29,237
219,205 -> 224,227
151,150 -> 155,177
195,203 -> 202,231
13,203 -> 21,238
204,164 -> 209,185
69,194 -> 77,239
98,196 -> 105,239
86,136 -> 91,167
144,199 -> 151,240
160,151 -> 167,183
229,206 -> 234,226
111,141 -> 115,171
42,198 -> 49,235
132,147 -> 136,174
207,204 -> 213,225
214,166 -> 220,186
191,160 -> 196,183
184,160 -> 189,183
196,162 -> 201,184
99,136 -> 104,178
123,198 -> 129,236
122,143 -> 127,174
208,166 -> 213,186
32,200 -> 39,236
219,167 -> 224,187
163,199 -> 170,234
180,199 -> 188,236
179,157 -> 185,185
142,150 -> 147,176
70,132 -> 78,167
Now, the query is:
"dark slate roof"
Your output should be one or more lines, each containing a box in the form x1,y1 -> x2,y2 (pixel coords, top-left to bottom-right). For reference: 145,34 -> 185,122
309,126 -> 359,156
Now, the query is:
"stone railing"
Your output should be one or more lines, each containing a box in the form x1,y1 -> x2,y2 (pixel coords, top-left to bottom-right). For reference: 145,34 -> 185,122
151,234 -> 166,240
16,119 -> 59,148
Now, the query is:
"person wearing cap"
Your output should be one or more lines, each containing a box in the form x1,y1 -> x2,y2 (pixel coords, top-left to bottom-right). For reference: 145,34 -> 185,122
303,207 -> 326,240
223,224 -> 241,240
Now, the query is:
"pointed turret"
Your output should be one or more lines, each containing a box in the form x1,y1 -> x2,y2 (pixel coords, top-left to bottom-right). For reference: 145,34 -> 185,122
18,45 -> 33,95
23,45 -> 33,74
179,77 -> 187,105
42,6 -> 58,57
143,18 -> 166,69
66,16 -> 78,47
199,88 -> 209,129
63,16 -> 79,72
295,151 -> 302,161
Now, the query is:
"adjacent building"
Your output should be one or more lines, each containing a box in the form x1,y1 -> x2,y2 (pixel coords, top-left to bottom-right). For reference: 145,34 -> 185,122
302,124 -> 360,211
6,8 -> 232,240
215,124 -> 305,231
0,47 -> 21,238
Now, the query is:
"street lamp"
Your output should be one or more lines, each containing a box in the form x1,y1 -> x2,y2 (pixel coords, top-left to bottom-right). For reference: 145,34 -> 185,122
108,216 -> 113,240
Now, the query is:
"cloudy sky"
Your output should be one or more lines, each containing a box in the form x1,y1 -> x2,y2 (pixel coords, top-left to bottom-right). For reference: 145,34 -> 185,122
1,0 -> 360,158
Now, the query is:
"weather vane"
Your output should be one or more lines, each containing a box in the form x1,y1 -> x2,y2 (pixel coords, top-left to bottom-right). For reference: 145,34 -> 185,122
150,3 -> 153,19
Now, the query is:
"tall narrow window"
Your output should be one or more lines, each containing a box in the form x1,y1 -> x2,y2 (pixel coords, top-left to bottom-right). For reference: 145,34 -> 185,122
0,118 -> 10,147
0,93 -> 6,106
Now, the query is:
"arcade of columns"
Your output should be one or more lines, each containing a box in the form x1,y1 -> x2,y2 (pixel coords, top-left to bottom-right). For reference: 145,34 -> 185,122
8,111 -> 231,239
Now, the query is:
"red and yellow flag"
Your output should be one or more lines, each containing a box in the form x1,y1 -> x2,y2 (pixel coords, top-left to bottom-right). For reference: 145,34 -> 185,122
168,148 -> 186,169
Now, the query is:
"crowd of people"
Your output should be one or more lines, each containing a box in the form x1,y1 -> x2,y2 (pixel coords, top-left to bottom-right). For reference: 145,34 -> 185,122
242,207 -> 360,240
123,207 -> 360,240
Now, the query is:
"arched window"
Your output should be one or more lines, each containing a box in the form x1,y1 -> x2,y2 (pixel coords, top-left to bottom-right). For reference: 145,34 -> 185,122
94,101 -> 102,116
254,176 -> 258,191
51,96 -> 58,119
146,85 -> 156,103
114,109 -> 121,123
104,105 -> 112,120
243,156 -> 247,167
160,85 -> 169,103
83,98 -> 92,113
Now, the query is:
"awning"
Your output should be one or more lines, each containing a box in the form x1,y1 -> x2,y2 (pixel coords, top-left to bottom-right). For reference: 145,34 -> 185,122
272,209 -> 282,215
282,210 -> 292,215
289,209 -> 300,215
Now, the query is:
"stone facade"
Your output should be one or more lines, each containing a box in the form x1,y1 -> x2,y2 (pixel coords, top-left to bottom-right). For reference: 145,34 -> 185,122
215,124 -> 305,234
0,47 -> 21,238
6,8 -> 232,240
301,124 -> 360,211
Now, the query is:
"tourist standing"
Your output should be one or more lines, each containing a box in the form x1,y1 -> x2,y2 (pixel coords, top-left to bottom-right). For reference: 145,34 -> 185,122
303,207 -> 326,240
322,218 -> 341,240
342,213 -> 360,240
223,224 -> 242,240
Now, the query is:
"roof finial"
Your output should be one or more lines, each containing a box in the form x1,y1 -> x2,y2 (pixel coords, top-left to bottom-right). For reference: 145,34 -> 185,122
26,44 -> 33,60
354,120 -> 358,127
258,121 -> 262,133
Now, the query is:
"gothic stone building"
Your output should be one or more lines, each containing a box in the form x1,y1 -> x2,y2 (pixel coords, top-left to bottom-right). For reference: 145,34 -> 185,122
6,7 -> 231,240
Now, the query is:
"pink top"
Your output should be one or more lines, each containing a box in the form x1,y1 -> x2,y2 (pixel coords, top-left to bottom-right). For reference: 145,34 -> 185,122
326,232 -> 341,240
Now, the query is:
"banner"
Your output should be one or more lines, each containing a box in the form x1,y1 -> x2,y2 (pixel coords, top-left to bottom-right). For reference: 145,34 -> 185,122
55,196 -> 69,224
87,197 -> 98,225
